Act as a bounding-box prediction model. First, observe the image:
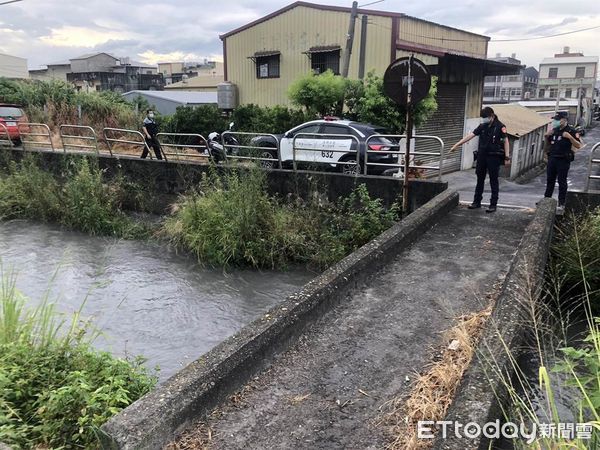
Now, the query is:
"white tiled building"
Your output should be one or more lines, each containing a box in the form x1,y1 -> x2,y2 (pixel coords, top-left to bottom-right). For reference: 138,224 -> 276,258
537,47 -> 598,101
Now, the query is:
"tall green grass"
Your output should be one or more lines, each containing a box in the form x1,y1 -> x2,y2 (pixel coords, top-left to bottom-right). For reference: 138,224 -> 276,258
489,209 -> 600,448
0,155 -> 148,238
162,169 -> 399,269
0,273 -> 156,449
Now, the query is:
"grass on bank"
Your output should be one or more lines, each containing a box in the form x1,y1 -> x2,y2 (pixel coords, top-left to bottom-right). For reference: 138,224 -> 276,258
0,155 -> 149,238
162,168 -> 400,269
0,274 -> 156,449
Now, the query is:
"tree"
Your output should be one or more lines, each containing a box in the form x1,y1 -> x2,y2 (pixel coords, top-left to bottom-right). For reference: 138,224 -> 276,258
355,71 -> 438,133
287,70 -> 347,117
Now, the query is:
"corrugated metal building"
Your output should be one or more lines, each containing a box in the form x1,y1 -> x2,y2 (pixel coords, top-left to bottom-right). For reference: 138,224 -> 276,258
220,1 -> 519,172
487,104 -> 550,179
122,90 -> 218,115
0,53 -> 28,79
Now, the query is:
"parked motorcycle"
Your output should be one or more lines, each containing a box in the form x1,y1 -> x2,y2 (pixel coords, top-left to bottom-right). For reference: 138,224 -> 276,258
574,125 -> 586,137
205,122 -> 239,162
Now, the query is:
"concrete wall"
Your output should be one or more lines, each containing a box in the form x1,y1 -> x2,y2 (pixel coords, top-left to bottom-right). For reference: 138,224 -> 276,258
71,53 -> 119,73
3,148 -> 447,215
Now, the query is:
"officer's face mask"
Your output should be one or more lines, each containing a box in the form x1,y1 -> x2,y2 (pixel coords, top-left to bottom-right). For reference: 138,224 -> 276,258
148,113 -> 154,119
481,116 -> 491,124
552,119 -> 561,129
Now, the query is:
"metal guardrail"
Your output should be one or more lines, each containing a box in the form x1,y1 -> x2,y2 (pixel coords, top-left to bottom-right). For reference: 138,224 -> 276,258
585,142 -> 600,192
0,123 -> 13,148
103,127 -> 169,160
221,131 -> 282,169
17,123 -> 54,151
59,125 -> 99,154
292,133 -> 361,174
364,134 -> 445,180
156,133 -> 208,162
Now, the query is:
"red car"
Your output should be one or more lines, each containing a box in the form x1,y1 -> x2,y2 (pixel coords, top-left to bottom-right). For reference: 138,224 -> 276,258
0,104 -> 28,145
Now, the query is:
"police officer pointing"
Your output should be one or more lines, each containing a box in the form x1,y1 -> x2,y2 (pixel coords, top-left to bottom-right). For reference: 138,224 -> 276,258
542,111 -> 582,213
450,107 -> 510,213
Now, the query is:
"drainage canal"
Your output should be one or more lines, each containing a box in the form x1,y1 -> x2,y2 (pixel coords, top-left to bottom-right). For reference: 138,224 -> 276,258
0,220 -> 314,381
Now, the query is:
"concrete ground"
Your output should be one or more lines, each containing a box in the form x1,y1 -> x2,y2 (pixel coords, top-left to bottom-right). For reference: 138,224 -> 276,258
176,207 -> 533,450
445,123 -> 600,208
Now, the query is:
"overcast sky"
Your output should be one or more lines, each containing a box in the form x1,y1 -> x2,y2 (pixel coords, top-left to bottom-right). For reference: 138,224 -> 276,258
1,0 -> 599,71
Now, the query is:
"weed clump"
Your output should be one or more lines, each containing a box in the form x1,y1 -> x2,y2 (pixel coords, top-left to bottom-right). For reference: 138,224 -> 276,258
0,155 -> 147,238
0,275 -> 156,449
163,169 -> 399,269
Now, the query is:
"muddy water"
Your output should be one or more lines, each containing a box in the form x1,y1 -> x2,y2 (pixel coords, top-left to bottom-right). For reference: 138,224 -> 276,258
0,220 -> 314,381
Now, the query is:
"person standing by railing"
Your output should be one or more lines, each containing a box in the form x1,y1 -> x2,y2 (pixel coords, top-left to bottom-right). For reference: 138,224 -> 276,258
141,109 -> 163,160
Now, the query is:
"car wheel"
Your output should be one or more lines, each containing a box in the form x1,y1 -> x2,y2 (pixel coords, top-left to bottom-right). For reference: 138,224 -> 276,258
258,148 -> 278,169
338,155 -> 361,175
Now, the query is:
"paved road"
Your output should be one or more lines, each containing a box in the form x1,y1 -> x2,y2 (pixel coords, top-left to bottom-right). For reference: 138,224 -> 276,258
444,123 -> 600,208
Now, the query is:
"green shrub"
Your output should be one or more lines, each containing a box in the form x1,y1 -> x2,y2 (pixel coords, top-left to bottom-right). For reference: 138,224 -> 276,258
163,170 -> 400,269
0,276 -> 156,449
0,156 -> 147,238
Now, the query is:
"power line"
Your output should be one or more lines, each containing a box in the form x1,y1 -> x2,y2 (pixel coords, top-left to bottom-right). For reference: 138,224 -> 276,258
359,0 -> 386,7
0,0 -> 24,6
492,25 -> 600,42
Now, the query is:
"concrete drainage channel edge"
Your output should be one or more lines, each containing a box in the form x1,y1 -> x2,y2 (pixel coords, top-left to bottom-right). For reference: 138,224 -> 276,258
434,197 -> 557,450
99,189 -> 460,449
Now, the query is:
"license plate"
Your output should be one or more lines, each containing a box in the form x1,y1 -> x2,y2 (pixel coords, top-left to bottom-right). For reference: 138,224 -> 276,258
6,122 -> 16,126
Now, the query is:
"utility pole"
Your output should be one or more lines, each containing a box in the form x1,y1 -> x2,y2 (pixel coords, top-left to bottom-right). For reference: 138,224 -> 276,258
575,78 -> 583,125
341,1 -> 358,78
358,15 -> 368,80
403,54 -> 414,214
554,79 -> 561,114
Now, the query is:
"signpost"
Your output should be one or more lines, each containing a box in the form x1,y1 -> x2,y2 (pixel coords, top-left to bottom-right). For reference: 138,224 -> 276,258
383,55 -> 431,213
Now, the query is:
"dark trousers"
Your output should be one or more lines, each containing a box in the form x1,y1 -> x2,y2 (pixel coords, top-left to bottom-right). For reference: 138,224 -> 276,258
544,157 -> 570,205
474,155 -> 502,206
142,136 -> 163,160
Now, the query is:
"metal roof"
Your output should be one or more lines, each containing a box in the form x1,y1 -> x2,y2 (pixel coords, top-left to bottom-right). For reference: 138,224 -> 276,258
122,90 -> 218,104
165,75 -> 224,89
485,104 -> 550,137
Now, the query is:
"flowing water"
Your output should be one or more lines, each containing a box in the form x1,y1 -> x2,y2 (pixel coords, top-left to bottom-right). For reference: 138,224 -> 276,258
0,220 -> 314,381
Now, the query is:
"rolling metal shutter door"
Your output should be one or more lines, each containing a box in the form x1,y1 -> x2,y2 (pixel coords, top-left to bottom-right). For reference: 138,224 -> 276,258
415,83 -> 467,174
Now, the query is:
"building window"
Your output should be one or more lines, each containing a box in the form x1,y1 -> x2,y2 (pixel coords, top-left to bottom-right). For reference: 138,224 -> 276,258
538,88 -> 545,98
575,66 -> 585,78
549,88 -> 558,98
253,52 -> 280,79
483,87 -> 495,97
565,88 -> 572,98
500,88 -> 507,97
310,49 -> 340,75
510,88 -> 521,97
548,67 -> 558,79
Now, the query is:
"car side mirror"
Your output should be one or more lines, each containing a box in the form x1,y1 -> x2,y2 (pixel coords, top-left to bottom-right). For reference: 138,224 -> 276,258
229,122 -> 235,130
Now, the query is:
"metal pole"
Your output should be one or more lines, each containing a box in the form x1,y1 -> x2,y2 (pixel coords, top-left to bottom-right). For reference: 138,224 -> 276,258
358,15 -> 368,80
575,79 -> 583,126
554,79 -> 561,114
341,1 -> 358,78
402,55 -> 414,214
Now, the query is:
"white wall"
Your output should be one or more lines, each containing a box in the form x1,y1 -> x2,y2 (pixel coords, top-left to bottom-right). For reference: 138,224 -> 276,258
460,118 -> 481,170
0,53 -> 28,79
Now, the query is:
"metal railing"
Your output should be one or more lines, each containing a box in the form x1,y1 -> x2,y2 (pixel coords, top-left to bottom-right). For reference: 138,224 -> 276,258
364,134 -> 445,180
156,132 -> 208,162
17,123 -> 54,151
59,125 -> 99,154
0,123 -> 13,148
103,127 -> 169,160
292,133 -> 361,174
221,131 -> 282,169
585,142 -> 600,192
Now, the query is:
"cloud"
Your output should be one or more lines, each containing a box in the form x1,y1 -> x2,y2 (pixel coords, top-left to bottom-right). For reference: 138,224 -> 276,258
0,0 -> 598,71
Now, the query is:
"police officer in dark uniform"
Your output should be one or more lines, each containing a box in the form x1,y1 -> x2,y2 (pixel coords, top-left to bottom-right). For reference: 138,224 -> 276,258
543,111 -> 582,212
450,107 -> 511,213
141,109 -> 163,160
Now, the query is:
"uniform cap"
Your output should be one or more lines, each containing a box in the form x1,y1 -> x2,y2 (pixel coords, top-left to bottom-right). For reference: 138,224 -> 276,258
552,111 -> 568,120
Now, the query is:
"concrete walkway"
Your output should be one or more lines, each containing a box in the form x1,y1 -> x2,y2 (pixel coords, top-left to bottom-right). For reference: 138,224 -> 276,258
445,124 -> 600,208
179,207 -> 533,449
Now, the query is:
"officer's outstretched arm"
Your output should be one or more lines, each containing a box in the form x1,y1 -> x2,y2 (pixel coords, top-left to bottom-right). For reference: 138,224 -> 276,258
450,133 -> 475,152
